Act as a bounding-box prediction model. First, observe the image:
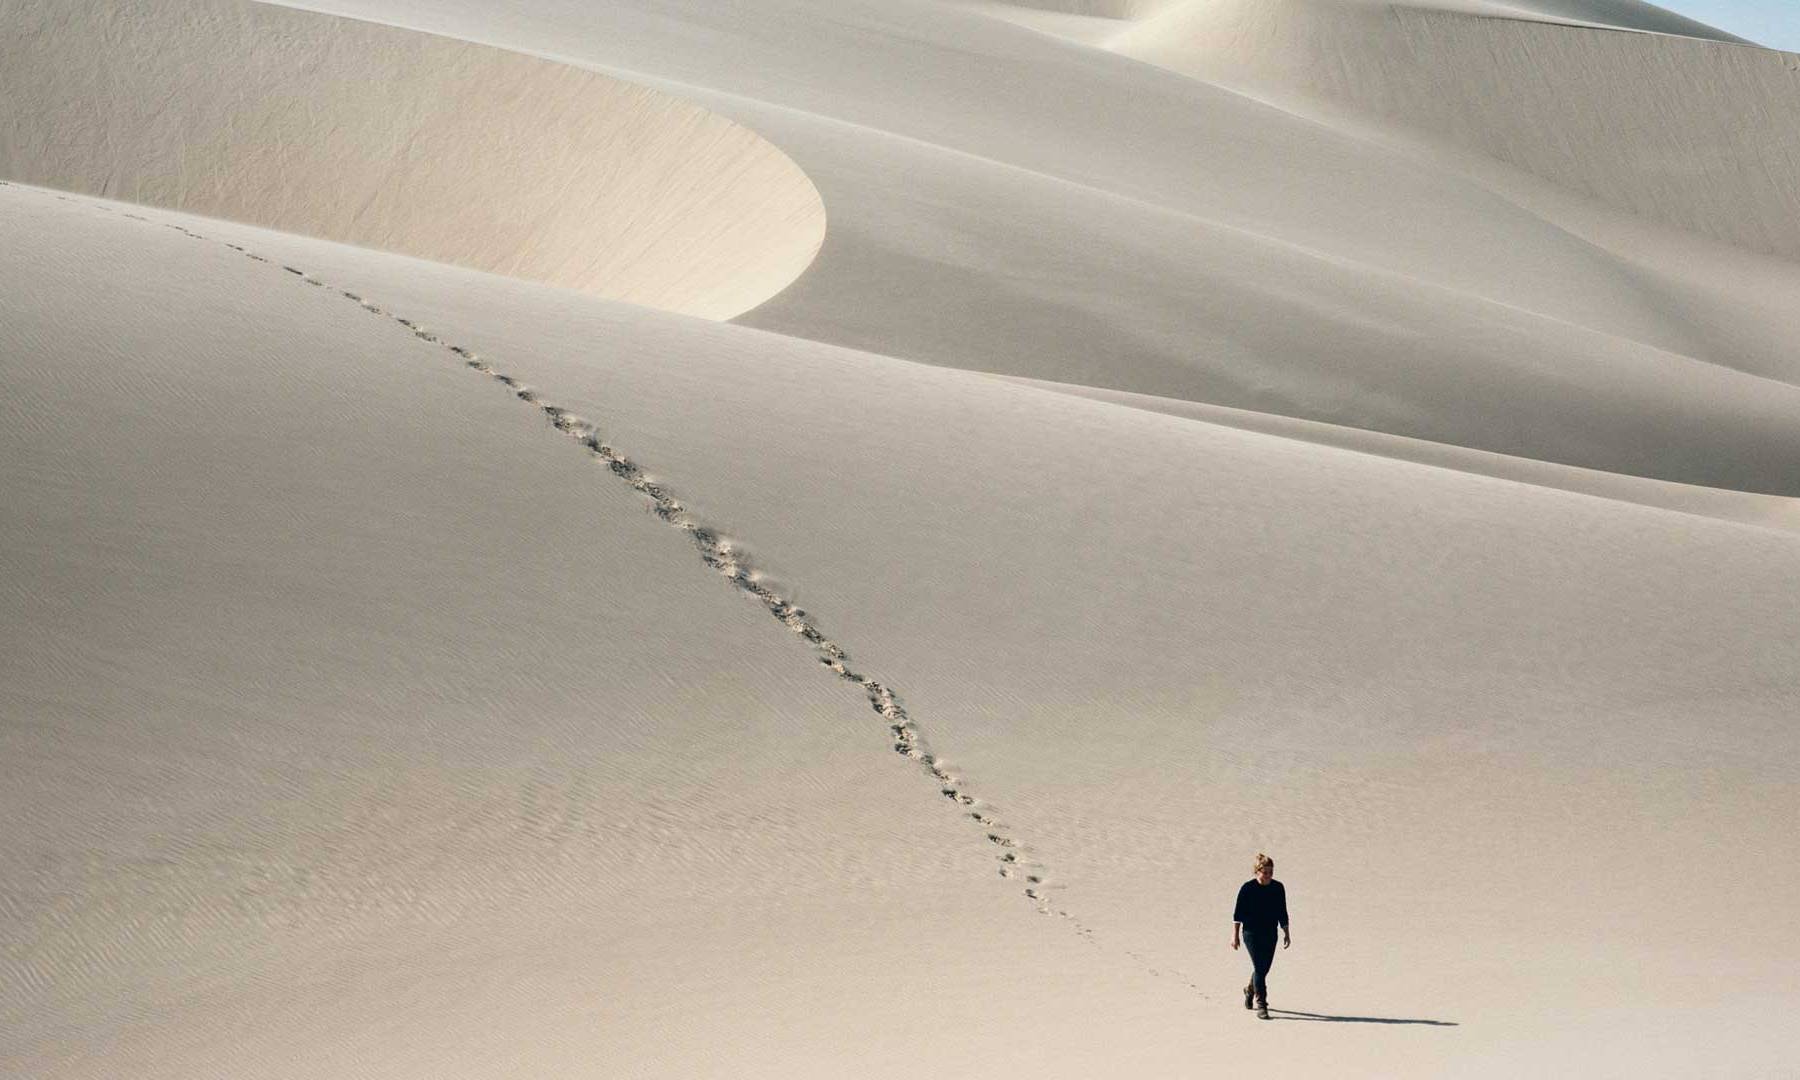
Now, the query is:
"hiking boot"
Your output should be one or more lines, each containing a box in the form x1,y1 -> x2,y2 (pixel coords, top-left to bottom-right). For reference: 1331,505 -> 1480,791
1243,982 -> 1254,1010
1256,1003 -> 1270,1020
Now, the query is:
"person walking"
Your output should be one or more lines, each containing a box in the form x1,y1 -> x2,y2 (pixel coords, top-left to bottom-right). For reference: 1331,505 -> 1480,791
1231,852 -> 1290,1019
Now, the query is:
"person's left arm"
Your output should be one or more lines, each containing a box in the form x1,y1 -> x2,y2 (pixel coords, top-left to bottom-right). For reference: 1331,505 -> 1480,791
1279,882 -> 1292,948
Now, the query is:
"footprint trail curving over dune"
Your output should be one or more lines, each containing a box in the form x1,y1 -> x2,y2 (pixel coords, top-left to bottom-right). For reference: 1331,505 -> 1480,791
10,182 -> 1213,998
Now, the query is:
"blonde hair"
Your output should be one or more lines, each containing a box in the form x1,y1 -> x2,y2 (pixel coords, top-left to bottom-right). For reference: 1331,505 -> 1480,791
1252,852 -> 1274,874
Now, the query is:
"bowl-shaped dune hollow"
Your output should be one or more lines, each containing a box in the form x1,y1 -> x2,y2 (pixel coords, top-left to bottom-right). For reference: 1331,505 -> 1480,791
0,0 -> 827,320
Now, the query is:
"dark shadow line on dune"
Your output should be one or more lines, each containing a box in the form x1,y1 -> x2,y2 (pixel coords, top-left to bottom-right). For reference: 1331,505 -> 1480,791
1269,1008 -> 1458,1026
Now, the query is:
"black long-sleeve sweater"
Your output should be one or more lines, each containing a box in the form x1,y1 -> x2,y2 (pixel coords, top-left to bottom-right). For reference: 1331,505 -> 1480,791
1233,879 -> 1289,934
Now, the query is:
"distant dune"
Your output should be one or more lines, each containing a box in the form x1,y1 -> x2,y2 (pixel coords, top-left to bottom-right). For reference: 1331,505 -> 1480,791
1116,0 -> 1800,257
960,0 -> 1753,41
963,0 -> 1178,17
1492,0 -> 1751,41
0,0 -> 825,319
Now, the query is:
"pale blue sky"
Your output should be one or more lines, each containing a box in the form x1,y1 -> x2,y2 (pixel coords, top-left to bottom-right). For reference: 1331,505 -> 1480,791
1663,0 -> 1800,50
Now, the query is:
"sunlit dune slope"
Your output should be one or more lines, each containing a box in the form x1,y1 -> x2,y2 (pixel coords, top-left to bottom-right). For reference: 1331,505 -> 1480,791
0,0 -> 825,319
5,184 -> 1797,1078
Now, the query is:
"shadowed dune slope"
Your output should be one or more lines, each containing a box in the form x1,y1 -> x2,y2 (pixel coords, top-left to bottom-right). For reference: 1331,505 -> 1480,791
0,0 -> 825,319
1116,0 -> 1800,258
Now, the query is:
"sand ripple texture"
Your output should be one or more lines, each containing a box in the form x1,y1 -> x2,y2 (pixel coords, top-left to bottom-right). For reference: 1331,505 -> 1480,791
0,0 -> 825,320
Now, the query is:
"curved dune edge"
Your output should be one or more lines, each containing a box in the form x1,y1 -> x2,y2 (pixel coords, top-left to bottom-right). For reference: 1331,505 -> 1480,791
1115,0 -> 1800,259
995,373 -> 1800,533
0,0 -> 826,321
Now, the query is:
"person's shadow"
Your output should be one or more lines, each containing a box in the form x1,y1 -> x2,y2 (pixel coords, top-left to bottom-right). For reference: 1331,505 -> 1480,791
1268,1008 -> 1458,1027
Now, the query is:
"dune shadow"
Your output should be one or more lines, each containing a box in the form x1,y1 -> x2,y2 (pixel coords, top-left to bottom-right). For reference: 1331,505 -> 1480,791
1268,1008 -> 1458,1027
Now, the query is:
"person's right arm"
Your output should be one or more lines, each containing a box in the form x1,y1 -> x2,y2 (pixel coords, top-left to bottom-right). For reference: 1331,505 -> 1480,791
1230,883 -> 1245,949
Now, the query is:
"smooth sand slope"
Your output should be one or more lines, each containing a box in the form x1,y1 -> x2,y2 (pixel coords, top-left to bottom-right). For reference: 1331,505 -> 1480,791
6,175 -> 1798,1079
4,0 -> 1800,1076
1116,0 -> 1800,257
962,0 -> 1755,44
1486,0 -> 1752,41
0,0 -> 824,319
961,0 -> 1177,17
995,373 -> 1800,532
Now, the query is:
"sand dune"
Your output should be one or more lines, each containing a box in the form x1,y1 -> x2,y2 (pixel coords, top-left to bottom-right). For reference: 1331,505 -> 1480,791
0,0 -> 825,319
996,372 -> 1800,533
271,0 -> 1800,496
1489,0 -> 1751,41
4,0 -> 1799,1076
1116,0 -> 1800,257
952,0 -> 1752,45
7,178 -> 1798,1077
959,0 -> 1174,17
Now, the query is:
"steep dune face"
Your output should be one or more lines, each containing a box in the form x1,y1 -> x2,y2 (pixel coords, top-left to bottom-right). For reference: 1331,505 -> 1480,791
0,0 -> 825,320
1116,0 -> 1800,259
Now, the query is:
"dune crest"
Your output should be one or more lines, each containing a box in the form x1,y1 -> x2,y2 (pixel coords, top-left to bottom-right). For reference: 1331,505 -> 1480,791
0,0 -> 826,320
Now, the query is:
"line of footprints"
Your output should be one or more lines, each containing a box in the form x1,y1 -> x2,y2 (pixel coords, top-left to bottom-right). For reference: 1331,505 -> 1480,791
7,180 -> 1222,997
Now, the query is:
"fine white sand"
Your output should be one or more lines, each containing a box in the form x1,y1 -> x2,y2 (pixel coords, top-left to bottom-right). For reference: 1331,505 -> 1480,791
0,0 -> 824,319
3,1 -> 1798,1077
264,0 -> 1800,495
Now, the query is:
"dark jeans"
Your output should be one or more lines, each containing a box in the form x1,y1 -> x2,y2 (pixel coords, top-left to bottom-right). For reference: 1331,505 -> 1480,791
1242,926 -> 1278,1003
